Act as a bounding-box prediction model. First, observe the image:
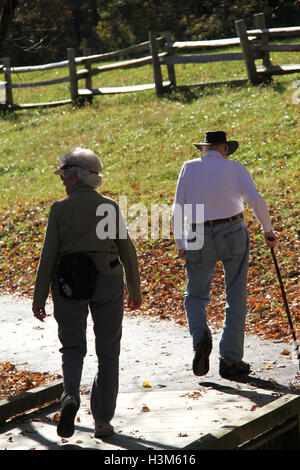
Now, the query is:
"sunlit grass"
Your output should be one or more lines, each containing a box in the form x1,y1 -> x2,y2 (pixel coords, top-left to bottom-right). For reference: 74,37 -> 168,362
0,41 -> 299,215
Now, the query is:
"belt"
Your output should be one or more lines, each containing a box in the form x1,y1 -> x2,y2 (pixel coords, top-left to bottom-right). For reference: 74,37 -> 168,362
204,212 -> 243,227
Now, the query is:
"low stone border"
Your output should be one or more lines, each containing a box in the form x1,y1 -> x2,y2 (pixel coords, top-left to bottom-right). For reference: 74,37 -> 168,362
184,393 -> 300,450
0,379 -> 63,425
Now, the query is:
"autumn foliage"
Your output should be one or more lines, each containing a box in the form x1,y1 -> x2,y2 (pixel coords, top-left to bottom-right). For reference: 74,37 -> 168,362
0,362 -> 60,401
0,194 -> 298,343
0,181 -> 299,400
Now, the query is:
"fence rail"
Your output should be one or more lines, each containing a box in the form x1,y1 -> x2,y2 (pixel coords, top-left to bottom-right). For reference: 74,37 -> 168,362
235,14 -> 300,84
0,37 -> 168,109
152,13 -> 300,93
247,26 -> 300,37
166,37 -> 247,49
0,13 -> 299,110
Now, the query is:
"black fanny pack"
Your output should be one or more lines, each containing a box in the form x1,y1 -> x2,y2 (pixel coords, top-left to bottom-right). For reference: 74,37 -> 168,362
57,252 -> 99,300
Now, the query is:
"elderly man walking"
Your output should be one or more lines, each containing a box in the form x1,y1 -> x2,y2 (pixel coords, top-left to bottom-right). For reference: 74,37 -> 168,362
172,131 -> 277,379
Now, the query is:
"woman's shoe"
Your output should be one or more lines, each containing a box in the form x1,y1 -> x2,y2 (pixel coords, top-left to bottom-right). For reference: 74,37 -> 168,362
57,395 -> 79,438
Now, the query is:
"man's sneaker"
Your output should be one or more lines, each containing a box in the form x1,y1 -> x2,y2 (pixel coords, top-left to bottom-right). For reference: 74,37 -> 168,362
192,332 -> 212,376
57,395 -> 79,438
94,420 -> 114,438
219,357 -> 250,378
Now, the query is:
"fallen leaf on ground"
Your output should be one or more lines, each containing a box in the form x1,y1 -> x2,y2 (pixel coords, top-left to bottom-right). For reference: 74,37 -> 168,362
142,381 -> 151,388
141,406 -> 150,412
180,391 -> 202,399
280,349 -> 290,355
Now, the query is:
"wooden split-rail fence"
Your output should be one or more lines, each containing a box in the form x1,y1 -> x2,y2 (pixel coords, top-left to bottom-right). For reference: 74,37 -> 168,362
152,13 -> 300,95
0,13 -> 299,110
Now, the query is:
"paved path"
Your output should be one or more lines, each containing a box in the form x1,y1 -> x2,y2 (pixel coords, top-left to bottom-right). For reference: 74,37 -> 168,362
0,294 -> 299,451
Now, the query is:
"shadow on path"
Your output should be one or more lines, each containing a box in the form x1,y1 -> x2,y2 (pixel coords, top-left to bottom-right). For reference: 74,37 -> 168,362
199,374 -> 300,409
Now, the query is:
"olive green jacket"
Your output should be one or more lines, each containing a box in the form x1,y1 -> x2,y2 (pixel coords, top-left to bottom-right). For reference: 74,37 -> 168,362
33,183 -> 142,307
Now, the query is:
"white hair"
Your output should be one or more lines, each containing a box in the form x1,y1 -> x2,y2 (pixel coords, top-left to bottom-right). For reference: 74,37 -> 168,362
75,167 -> 102,189
59,147 -> 103,189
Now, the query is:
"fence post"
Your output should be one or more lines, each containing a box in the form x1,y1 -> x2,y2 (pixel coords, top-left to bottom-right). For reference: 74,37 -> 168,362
253,12 -> 272,70
83,47 -> 93,104
67,48 -> 79,105
149,31 -> 163,96
235,19 -> 259,85
2,57 -> 13,107
164,31 -> 176,88
83,48 -> 93,90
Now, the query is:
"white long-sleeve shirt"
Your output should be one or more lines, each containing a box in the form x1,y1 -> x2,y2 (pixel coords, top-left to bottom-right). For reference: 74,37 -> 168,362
171,150 -> 273,250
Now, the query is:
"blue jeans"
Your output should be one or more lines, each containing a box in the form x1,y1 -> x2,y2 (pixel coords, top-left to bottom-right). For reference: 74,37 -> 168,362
184,219 -> 249,362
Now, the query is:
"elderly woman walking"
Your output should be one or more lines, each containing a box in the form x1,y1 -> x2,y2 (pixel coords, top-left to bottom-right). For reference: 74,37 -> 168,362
32,147 -> 142,439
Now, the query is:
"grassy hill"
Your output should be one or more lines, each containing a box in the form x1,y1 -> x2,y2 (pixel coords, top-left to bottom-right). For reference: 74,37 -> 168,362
0,46 -> 299,342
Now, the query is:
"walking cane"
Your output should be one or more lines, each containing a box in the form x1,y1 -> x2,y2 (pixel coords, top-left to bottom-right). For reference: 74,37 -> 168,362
267,237 -> 300,371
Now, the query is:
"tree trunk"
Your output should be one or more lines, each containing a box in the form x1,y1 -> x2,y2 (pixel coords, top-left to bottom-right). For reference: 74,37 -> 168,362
0,0 -> 19,53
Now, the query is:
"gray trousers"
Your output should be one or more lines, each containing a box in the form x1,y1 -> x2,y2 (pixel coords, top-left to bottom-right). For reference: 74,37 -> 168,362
51,273 -> 124,422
